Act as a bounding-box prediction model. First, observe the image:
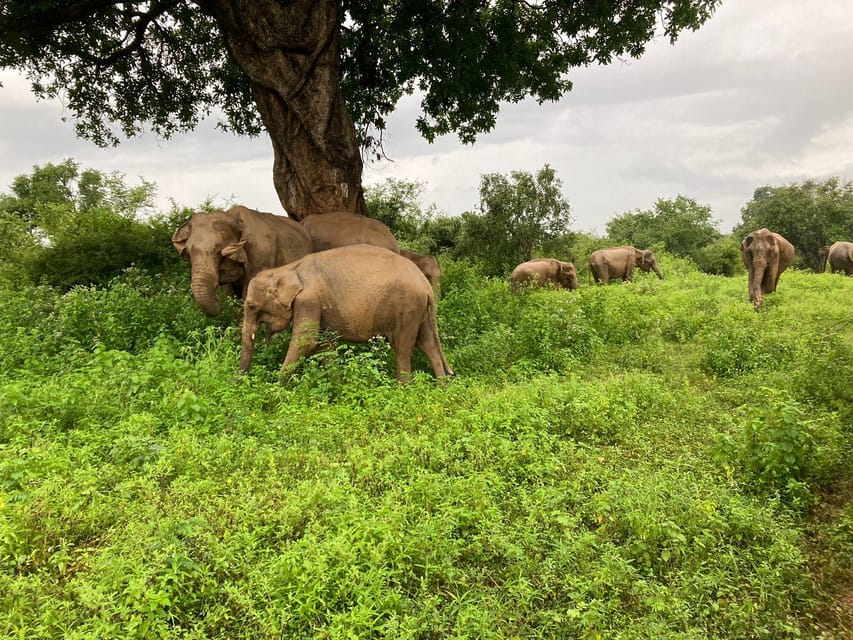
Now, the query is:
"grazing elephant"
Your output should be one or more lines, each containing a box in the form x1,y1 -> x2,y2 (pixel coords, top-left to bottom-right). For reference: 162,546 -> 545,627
740,228 -> 795,308
172,205 -> 313,316
826,241 -> 853,275
588,246 -> 663,285
401,249 -> 442,298
300,211 -> 400,253
239,245 -> 454,383
511,258 -> 579,291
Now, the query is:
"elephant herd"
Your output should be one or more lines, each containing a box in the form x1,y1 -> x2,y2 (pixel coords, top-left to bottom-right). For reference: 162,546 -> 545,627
514,229 -> 852,310
172,206 -> 450,382
174,208 -> 851,382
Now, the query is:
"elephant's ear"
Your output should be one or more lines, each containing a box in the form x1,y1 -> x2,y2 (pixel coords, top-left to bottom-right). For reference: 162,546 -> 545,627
222,241 -> 248,263
742,235 -> 754,250
273,270 -> 303,310
172,223 -> 191,258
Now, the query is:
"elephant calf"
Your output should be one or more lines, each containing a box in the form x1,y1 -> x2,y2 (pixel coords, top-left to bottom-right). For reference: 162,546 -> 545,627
511,259 -> 579,291
239,244 -> 454,383
401,249 -> 442,298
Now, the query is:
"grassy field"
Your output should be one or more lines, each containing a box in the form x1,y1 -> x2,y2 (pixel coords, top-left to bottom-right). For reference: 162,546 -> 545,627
1,255 -> 851,639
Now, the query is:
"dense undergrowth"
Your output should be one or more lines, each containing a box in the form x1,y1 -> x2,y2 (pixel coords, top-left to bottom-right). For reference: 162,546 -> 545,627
1,255 -> 851,639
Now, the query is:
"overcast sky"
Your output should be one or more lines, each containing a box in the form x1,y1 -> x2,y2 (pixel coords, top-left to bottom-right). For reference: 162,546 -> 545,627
1,0 -> 852,233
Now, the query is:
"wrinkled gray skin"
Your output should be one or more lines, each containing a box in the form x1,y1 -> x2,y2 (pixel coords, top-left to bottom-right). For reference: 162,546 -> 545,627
401,249 -> 442,298
301,211 -> 400,253
740,228 -> 795,308
511,258 -> 579,291
589,246 -> 663,285
172,205 -> 313,317
826,241 -> 853,275
239,245 -> 454,383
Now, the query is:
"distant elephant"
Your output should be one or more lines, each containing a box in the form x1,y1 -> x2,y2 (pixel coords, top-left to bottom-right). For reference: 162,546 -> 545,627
826,241 -> 853,275
588,246 -> 663,285
511,258 -> 579,291
172,205 -> 313,316
740,228 -> 795,308
300,211 -> 400,253
401,249 -> 442,298
239,244 -> 454,383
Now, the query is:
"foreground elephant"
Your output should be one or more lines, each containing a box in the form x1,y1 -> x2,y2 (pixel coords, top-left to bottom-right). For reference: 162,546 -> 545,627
826,241 -> 853,275
301,211 -> 400,253
588,246 -> 663,284
401,249 -> 442,298
172,206 -> 313,316
740,228 -> 795,308
239,245 -> 454,382
511,258 -> 579,291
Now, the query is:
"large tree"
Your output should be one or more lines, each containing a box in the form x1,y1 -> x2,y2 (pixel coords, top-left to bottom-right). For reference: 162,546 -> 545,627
0,0 -> 720,219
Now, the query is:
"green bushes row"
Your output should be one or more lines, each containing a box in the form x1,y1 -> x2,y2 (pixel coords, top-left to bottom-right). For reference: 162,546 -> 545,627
1,253 -> 852,637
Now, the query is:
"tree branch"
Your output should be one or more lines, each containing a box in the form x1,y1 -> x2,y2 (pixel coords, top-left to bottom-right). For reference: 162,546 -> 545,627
0,0 -> 121,35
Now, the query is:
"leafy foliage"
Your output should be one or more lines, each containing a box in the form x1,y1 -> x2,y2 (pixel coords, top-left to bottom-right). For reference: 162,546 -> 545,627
0,161 -> 180,289
2,248 -> 852,637
736,178 -> 853,271
455,164 -> 573,277
0,1 -> 720,153
607,195 -> 722,265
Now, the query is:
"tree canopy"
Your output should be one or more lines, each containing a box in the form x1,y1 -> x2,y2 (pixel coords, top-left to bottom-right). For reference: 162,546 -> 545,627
456,164 -> 572,276
736,178 -> 853,272
0,0 -> 721,218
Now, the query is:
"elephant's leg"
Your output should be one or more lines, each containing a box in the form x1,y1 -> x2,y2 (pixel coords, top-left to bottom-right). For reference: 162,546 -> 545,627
281,318 -> 321,379
416,317 -> 452,379
391,333 -> 417,383
764,263 -> 780,293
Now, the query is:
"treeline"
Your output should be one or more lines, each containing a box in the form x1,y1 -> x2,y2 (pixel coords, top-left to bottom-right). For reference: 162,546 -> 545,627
367,167 -> 853,280
2,159 -> 853,291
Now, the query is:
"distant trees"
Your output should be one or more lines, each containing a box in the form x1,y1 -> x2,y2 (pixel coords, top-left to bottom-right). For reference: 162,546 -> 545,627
606,195 -> 741,275
0,160 -> 178,288
455,165 -> 573,277
608,195 -> 720,256
736,178 -> 853,271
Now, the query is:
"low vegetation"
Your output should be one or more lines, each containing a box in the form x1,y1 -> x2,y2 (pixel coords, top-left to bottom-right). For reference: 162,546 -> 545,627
1,249 -> 851,638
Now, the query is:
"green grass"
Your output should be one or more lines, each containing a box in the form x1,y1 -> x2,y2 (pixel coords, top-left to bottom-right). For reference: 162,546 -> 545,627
0,256 -> 851,638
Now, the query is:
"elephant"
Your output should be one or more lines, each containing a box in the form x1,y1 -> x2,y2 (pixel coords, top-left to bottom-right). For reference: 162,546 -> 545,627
300,211 -> 400,253
510,258 -> 579,291
826,241 -> 853,275
172,205 -> 313,316
588,246 -> 663,285
401,249 -> 442,298
740,228 -> 795,308
239,244 -> 454,383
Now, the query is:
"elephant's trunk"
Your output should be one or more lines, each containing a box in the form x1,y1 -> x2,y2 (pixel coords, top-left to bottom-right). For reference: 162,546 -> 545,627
239,315 -> 259,373
191,269 -> 222,317
569,274 -> 579,290
652,262 -> 664,280
750,261 -> 766,307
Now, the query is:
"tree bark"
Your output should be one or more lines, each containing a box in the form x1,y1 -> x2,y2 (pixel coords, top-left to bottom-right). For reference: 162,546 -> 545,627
200,0 -> 365,219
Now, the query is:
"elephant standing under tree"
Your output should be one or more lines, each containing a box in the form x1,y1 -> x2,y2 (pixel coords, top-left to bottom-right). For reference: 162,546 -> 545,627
740,228 -> 795,308
300,212 -> 400,253
511,259 -> 579,291
401,249 -> 442,298
588,246 -> 663,285
172,206 -> 313,317
239,245 -> 454,383
825,241 -> 853,275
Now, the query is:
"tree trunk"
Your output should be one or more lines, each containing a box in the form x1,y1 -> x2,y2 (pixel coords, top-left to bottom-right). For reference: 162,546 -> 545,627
200,0 -> 365,220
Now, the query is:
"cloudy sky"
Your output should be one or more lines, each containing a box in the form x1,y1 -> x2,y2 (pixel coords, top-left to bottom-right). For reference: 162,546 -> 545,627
1,0 -> 852,233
